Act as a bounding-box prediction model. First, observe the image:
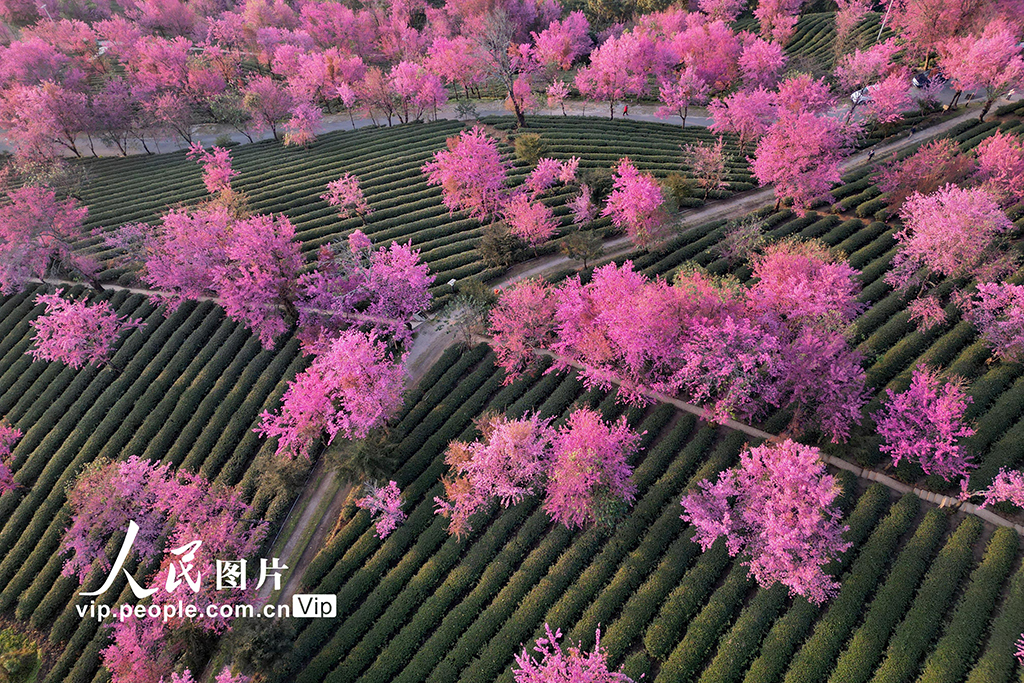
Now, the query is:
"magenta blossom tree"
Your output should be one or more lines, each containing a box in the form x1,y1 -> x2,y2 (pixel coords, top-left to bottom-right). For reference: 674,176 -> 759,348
602,158 -> 670,250
212,213 -> 304,349
958,282 -> 1024,362
680,439 -> 852,604
257,329 -> 406,458
513,623 -> 632,683
682,136 -> 730,200
872,364 -> 975,481
939,18 -> 1024,120
186,142 -> 237,195
974,131 -> 1024,206
0,184 -> 91,294
708,87 -> 777,148
28,289 -> 143,369
357,480 -> 406,539
655,66 -> 709,127
751,111 -> 853,214
423,126 -> 508,220
543,408 -> 639,529
322,172 -> 372,220
435,411 -> 554,538
504,193 -> 559,247
0,421 -> 21,496
739,37 -> 787,89
886,185 -> 1013,290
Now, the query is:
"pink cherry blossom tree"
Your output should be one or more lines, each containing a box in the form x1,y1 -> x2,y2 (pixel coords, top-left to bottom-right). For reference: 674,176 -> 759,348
974,131 -> 1024,206
939,19 -> 1024,120
753,0 -> 802,44
0,184 -> 91,294
186,142 -> 237,195
680,438 -> 851,604
974,468 -> 1024,509
390,60 -> 447,124
748,239 -> 863,328
708,87 -> 777,148
569,185 -> 598,225
655,66 -> 709,127
256,329 -> 406,458
574,30 -> 657,119
682,136 -> 730,200
488,278 -> 557,383
296,233 -> 432,347
750,111 -> 853,214
739,37 -> 787,89
357,480 -> 406,538
876,138 -> 972,211
423,126 -> 508,220
545,80 -> 570,115
322,173 -> 372,221
513,624 -> 632,683
908,294 -> 947,331
0,421 -> 22,497
601,157 -> 670,250
958,282 -> 1024,362
865,70 -> 913,125
834,0 -> 871,54
886,185 -> 1012,290
435,411 -> 554,538
544,408 -> 639,529
504,193 -> 559,247
137,206 -> 232,307
213,213 -> 304,349
283,100 -> 322,147
242,75 -> 293,141
530,10 -> 592,70
698,0 -> 746,21
872,364 -> 975,481
28,289 -> 143,369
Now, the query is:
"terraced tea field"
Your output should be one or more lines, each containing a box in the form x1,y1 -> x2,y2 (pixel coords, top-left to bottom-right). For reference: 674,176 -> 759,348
0,285 -> 306,683
73,118 -> 748,307
276,344 -> 1024,683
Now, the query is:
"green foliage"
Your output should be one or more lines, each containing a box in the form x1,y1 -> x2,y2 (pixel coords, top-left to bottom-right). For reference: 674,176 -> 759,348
514,134 -> 548,165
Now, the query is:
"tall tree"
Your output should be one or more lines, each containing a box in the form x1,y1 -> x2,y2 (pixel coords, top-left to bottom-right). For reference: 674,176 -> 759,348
28,289 -> 142,369
872,364 -> 975,481
680,439 -> 851,604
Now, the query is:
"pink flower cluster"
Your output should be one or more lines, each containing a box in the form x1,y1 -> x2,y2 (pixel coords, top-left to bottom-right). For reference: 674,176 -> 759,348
0,421 -> 21,496
680,439 -> 851,604
513,624 -> 632,683
601,158 -> 669,250
28,289 -> 143,368
186,141 -> 238,194
872,364 -> 975,481
257,329 -> 407,458
322,172 -> 372,220
887,184 -> 1012,290
490,250 -> 869,443
357,480 -> 406,538
434,408 -> 639,537
958,282 -> 1024,362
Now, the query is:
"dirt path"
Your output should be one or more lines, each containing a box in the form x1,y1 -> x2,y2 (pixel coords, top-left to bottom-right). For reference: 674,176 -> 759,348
491,106 -> 982,289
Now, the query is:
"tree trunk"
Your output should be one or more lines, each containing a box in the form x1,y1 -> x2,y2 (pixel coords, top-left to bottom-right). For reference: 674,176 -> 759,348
980,97 -> 995,121
682,105 -> 688,128
512,96 -> 526,128
609,100 -> 614,120
844,99 -> 859,124
775,197 -> 781,211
